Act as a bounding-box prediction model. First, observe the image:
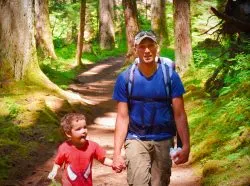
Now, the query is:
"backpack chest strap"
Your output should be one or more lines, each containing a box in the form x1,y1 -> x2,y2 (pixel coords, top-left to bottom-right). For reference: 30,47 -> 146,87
128,96 -> 170,102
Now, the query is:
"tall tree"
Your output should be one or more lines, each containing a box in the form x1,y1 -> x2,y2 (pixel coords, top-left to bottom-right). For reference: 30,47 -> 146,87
71,0 -> 78,42
0,0 -> 84,103
35,0 -> 57,59
122,0 -> 140,64
151,0 -> 169,46
99,0 -> 115,50
0,0 -> 43,82
75,0 -> 86,66
173,0 -> 193,74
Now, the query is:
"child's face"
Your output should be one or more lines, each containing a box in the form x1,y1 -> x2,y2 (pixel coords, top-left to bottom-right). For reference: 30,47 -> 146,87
66,119 -> 87,146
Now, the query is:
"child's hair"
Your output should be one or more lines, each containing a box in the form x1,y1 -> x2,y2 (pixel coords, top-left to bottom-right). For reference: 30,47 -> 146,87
60,113 -> 86,133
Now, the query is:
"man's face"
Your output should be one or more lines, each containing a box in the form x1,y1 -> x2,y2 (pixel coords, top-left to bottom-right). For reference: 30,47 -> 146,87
135,38 -> 158,64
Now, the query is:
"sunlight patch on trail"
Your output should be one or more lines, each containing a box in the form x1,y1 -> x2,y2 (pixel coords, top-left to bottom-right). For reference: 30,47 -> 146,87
94,112 -> 117,128
80,64 -> 112,76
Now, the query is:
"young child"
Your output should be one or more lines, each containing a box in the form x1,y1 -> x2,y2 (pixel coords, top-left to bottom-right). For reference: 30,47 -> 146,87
48,113 -> 113,186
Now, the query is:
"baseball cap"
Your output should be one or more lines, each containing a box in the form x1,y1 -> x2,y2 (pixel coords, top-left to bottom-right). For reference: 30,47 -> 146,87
134,30 -> 157,45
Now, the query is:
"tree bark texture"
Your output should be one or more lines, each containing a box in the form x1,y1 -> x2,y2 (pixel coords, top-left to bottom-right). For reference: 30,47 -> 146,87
35,0 -> 57,59
76,0 -> 86,66
99,0 -> 115,50
151,0 -> 169,46
0,0 -> 58,89
0,0 -> 38,82
122,0 -> 139,64
173,0 -> 193,74
0,0 -> 87,104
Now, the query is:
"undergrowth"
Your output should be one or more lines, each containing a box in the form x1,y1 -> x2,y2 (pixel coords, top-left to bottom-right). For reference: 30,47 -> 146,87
184,36 -> 250,185
0,89 -> 63,182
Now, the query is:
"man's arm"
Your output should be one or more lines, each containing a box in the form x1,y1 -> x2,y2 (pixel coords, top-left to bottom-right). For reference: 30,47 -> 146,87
112,101 -> 129,173
172,96 -> 190,164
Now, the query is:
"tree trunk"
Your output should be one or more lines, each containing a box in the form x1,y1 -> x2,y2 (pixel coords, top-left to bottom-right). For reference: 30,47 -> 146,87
35,0 -> 57,59
99,0 -> 115,50
122,0 -> 140,64
151,0 -> 169,46
173,0 -> 193,74
71,0 -> 78,42
0,0 -> 86,104
0,0 -> 38,82
75,0 -> 86,66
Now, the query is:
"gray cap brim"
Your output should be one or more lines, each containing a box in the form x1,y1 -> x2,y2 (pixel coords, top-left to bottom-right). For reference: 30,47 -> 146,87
134,35 -> 157,45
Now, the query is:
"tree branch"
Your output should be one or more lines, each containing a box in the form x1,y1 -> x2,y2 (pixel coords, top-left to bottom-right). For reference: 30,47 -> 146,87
199,20 -> 223,36
210,7 -> 250,32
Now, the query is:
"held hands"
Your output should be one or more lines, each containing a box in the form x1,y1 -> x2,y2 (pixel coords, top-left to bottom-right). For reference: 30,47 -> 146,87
112,154 -> 126,173
170,147 -> 189,165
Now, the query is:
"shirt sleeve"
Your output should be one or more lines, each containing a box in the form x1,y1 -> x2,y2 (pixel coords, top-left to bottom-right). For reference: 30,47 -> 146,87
112,72 -> 128,102
54,143 -> 66,166
171,71 -> 185,98
93,142 -> 106,162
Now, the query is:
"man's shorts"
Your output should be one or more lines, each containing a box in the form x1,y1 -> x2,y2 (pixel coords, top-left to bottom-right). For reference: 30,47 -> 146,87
125,139 -> 173,186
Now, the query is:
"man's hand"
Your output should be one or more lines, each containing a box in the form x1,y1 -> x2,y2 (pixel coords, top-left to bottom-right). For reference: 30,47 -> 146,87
172,147 -> 190,165
112,154 -> 126,173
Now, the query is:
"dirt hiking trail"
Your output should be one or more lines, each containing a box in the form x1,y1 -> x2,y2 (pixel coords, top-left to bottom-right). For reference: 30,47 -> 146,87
22,56 -> 201,186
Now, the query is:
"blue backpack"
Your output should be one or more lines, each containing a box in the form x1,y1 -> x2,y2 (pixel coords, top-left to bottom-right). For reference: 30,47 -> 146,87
126,57 -> 182,147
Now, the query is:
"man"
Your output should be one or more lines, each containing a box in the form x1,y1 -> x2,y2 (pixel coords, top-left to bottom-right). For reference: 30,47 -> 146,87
112,30 -> 190,186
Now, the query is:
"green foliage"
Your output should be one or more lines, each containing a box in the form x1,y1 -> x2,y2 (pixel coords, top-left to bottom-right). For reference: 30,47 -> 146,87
193,39 -> 222,68
39,34 -> 127,89
191,0 -> 220,46
188,4 -> 250,183
39,57 -> 77,90
201,155 -> 250,186
49,179 -> 62,186
223,53 -> 250,85
4,99 -> 21,121
137,11 -> 151,31
159,48 -> 175,61
49,1 -> 80,41
165,1 -> 174,47
202,160 -> 226,177
0,94 -> 62,182
187,36 -> 250,185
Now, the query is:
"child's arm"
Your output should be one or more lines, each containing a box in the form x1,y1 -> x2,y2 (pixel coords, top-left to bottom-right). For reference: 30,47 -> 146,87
103,157 -> 113,167
48,164 -> 60,179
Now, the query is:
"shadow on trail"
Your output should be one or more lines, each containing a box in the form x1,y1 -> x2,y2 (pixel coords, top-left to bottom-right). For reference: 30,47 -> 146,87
0,56 -> 125,186
0,110 -> 62,186
68,56 -> 124,127
16,56 -> 126,186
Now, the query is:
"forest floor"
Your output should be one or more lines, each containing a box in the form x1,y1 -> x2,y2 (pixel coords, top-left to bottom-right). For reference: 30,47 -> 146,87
21,56 -> 201,186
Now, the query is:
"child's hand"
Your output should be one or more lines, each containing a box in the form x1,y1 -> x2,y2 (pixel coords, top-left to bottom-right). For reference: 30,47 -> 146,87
48,164 -> 60,179
48,170 -> 57,179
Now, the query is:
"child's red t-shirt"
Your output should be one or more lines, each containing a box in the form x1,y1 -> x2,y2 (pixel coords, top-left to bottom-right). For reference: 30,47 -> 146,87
54,140 -> 106,186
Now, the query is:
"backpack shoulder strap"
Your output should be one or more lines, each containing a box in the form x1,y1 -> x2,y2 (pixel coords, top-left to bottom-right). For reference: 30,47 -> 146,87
159,57 -> 175,76
159,57 -> 175,97
127,58 -> 139,97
